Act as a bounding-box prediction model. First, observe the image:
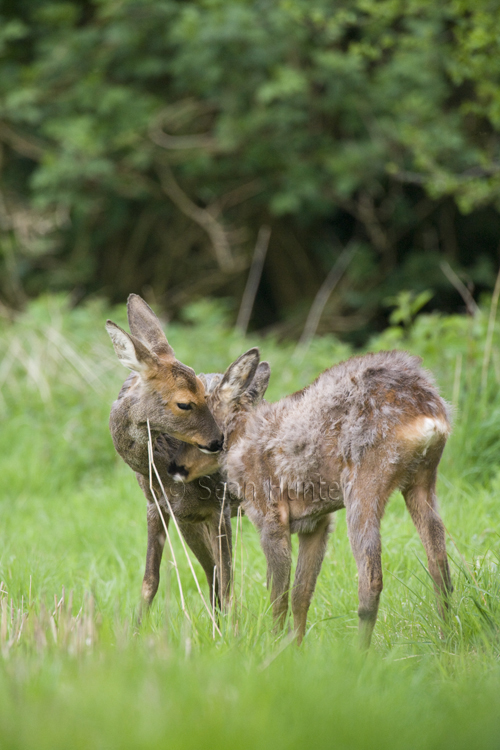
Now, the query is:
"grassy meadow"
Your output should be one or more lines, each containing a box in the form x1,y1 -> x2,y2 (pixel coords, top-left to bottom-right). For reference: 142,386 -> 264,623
1,295 -> 500,749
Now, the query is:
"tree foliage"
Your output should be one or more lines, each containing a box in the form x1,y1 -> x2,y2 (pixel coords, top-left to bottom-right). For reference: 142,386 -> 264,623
1,0 -> 500,339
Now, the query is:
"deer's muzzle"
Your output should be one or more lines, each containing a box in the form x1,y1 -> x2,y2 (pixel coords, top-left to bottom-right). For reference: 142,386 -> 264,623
196,439 -> 223,454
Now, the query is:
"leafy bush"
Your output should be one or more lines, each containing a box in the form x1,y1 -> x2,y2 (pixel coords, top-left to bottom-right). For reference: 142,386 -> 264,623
1,0 -> 500,337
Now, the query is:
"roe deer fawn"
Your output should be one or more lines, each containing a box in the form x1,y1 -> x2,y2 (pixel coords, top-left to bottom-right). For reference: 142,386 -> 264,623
107,295 -> 239,614
169,348 -> 453,648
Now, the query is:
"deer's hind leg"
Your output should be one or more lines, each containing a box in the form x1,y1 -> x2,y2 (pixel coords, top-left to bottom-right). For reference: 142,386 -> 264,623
292,514 -> 333,645
343,469 -> 389,650
206,503 -> 233,611
177,520 -> 223,609
402,456 -> 452,621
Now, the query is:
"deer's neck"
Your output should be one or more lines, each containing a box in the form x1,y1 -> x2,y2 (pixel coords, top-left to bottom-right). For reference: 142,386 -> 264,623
110,383 -> 163,474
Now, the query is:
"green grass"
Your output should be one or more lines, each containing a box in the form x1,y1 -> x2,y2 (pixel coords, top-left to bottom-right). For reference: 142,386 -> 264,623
1,294 -> 500,748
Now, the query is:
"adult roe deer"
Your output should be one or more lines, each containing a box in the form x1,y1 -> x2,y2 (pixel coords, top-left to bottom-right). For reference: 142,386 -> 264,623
106,295 -> 240,614
169,348 -> 453,648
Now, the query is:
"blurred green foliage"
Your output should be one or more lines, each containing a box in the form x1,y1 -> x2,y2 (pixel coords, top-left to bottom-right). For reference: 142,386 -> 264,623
1,0 -> 500,340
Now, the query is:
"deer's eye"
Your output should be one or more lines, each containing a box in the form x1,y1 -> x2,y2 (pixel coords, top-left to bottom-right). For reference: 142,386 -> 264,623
177,402 -> 192,411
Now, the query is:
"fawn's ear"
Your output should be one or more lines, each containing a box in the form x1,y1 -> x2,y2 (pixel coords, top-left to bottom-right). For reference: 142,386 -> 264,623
126,294 -> 174,358
245,361 -> 271,405
219,348 -> 260,402
106,320 -> 159,373
199,372 -> 223,394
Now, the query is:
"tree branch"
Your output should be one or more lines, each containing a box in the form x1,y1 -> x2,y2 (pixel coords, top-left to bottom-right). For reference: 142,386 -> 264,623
295,242 -> 357,355
440,261 -> 479,316
149,101 -> 219,152
0,122 -> 46,161
236,225 -> 271,334
156,164 -> 234,271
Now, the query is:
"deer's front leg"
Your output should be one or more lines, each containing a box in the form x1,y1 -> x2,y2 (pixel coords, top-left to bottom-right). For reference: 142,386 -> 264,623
260,518 -> 292,632
139,500 -> 169,621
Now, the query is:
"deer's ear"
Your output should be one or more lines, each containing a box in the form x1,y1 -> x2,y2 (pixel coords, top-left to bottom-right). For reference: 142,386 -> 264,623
106,320 -> 158,373
219,348 -> 260,403
246,361 -> 271,405
126,294 -> 174,358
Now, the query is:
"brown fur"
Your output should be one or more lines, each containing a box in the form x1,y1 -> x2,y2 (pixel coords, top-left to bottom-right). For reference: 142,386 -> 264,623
107,296 -> 236,614
106,294 -> 223,451
171,348 -> 453,648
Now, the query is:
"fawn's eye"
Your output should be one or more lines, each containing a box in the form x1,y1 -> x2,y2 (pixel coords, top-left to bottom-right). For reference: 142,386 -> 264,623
177,402 -> 192,411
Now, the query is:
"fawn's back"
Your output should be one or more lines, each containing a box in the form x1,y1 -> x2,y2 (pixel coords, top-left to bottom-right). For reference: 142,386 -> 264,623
170,347 -> 452,647
225,350 -> 450,515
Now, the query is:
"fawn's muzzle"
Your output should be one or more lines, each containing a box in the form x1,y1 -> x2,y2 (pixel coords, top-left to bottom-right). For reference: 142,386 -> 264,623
168,461 -> 189,482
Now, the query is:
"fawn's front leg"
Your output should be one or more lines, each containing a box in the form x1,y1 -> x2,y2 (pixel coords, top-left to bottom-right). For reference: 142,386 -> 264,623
260,518 -> 292,632
292,515 -> 332,645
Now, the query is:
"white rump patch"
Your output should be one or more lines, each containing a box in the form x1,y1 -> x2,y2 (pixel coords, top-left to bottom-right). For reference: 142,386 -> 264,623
397,415 -> 449,451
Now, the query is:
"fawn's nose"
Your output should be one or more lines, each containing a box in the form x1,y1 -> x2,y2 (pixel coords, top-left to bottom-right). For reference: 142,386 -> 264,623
197,439 -> 223,454
168,462 -> 188,482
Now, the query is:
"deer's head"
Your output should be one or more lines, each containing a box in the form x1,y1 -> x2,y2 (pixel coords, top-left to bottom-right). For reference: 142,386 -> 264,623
106,294 -> 223,452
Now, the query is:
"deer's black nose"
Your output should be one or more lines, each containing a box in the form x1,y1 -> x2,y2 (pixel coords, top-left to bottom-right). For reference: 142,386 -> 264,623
197,439 -> 223,454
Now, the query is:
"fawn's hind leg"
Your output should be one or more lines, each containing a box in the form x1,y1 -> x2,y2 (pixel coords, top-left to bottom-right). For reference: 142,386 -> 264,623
403,465 -> 452,621
344,476 -> 386,650
292,515 -> 332,645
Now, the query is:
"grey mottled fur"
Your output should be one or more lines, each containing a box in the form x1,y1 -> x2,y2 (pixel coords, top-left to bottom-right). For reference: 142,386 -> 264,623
173,348 -> 453,648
